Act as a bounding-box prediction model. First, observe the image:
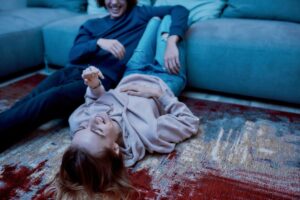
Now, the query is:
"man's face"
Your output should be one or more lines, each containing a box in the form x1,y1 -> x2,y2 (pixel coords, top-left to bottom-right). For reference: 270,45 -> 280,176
105,0 -> 128,19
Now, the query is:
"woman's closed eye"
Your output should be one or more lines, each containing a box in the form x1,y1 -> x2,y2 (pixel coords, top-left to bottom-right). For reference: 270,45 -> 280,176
74,121 -> 88,133
91,126 -> 105,136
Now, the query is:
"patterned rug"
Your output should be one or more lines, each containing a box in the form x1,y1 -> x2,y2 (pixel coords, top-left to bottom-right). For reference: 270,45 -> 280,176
0,74 -> 299,200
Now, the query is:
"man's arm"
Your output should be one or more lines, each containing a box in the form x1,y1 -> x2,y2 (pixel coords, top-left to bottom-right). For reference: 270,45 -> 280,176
164,35 -> 181,74
140,5 -> 189,40
69,24 -> 100,64
69,22 -> 126,64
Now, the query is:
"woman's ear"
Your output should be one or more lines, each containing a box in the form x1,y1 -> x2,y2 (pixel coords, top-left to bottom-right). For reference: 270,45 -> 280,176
113,143 -> 120,155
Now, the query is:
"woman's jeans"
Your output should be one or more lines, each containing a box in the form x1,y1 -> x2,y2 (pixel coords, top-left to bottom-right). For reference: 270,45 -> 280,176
125,16 -> 187,96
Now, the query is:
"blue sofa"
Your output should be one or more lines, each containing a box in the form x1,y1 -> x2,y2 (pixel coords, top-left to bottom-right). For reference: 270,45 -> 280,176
186,0 -> 300,104
0,0 -> 81,79
1,0 -> 299,104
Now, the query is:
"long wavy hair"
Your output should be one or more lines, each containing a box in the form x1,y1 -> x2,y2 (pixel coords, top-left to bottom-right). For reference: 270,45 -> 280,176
96,0 -> 138,10
50,145 -> 135,200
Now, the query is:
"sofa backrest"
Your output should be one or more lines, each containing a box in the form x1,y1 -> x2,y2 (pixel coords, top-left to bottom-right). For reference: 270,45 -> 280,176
27,0 -> 87,13
0,0 -> 26,11
154,0 -> 226,26
222,0 -> 300,24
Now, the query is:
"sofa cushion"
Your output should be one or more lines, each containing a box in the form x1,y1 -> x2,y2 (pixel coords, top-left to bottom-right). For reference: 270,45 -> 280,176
27,0 -> 87,13
87,0 -> 152,15
0,8 -> 78,34
42,13 -> 107,67
0,0 -> 26,11
154,0 -> 226,25
186,18 -> 300,103
87,0 -> 106,15
138,0 -> 153,6
0,27 -> 43,79
0,8 -> 78,78
222,0 -> 300,24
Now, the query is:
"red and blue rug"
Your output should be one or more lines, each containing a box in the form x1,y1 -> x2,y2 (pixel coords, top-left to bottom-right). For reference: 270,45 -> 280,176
0,74 -> 299,200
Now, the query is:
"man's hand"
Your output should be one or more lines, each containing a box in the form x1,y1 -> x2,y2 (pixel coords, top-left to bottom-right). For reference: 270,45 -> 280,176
120,84 -> 163,99
97,38 -> 126,60
164,35 -> 181,74
82,66 -> 104,89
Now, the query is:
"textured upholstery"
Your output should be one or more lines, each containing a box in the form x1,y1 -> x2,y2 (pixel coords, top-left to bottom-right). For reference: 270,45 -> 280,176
223,0 -> 300,23
186,18 -> 300,103
0,8 -> 77,79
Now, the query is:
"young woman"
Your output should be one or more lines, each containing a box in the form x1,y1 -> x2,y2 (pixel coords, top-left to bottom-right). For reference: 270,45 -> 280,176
54,14 -> 198,199
55,67 -> 199,199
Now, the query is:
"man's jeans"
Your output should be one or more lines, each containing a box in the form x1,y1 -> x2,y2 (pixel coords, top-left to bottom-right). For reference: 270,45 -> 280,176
125,16 -> 187,96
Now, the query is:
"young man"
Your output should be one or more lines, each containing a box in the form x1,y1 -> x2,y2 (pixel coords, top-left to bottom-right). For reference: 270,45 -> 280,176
0,0 -> 189,151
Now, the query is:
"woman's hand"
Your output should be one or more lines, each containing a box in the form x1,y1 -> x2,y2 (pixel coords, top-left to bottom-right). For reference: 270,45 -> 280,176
120,84 -> 163,99
82,66 -> 104,89
164,35 -> 181,74
97,38 -> 126,60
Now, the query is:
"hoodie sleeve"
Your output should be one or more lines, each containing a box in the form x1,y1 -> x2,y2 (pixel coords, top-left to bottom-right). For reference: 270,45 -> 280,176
84,85 -> 106,104
155,91 -> 200,143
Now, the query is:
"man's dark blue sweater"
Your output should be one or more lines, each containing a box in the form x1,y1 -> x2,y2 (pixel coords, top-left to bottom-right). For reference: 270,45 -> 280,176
69,5 -> 189,84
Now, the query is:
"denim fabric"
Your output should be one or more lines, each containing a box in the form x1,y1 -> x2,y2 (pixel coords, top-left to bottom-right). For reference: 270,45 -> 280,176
126,17 -> 161,70
125,16 -> 187,96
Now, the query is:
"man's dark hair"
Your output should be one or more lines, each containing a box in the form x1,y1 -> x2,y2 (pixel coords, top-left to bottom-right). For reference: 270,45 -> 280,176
96,0 -> 138,10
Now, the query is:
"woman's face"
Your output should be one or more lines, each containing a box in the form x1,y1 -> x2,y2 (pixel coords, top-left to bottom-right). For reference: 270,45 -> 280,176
105,0 -> 128,19
72,113 -> 120,156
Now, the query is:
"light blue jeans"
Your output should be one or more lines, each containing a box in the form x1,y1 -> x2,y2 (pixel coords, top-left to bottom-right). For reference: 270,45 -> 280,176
125,16 -> 187,96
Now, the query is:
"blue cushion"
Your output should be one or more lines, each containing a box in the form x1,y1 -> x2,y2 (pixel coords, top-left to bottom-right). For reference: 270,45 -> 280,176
138,0 -> 153,6
0,8 -> 77,33
27,0 -> 87,13
222,0 -> 300,23
0,0 -> 26,11
87,0 -> 106,15
154,0 -> 226,25
186,18 -> 300,103
0,8 -> 77,78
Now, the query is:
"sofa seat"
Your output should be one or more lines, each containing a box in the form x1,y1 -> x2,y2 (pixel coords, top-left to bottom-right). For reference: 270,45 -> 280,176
186,18 -> 300,104
0,8 -> 78,79
43,13 -> 108,67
